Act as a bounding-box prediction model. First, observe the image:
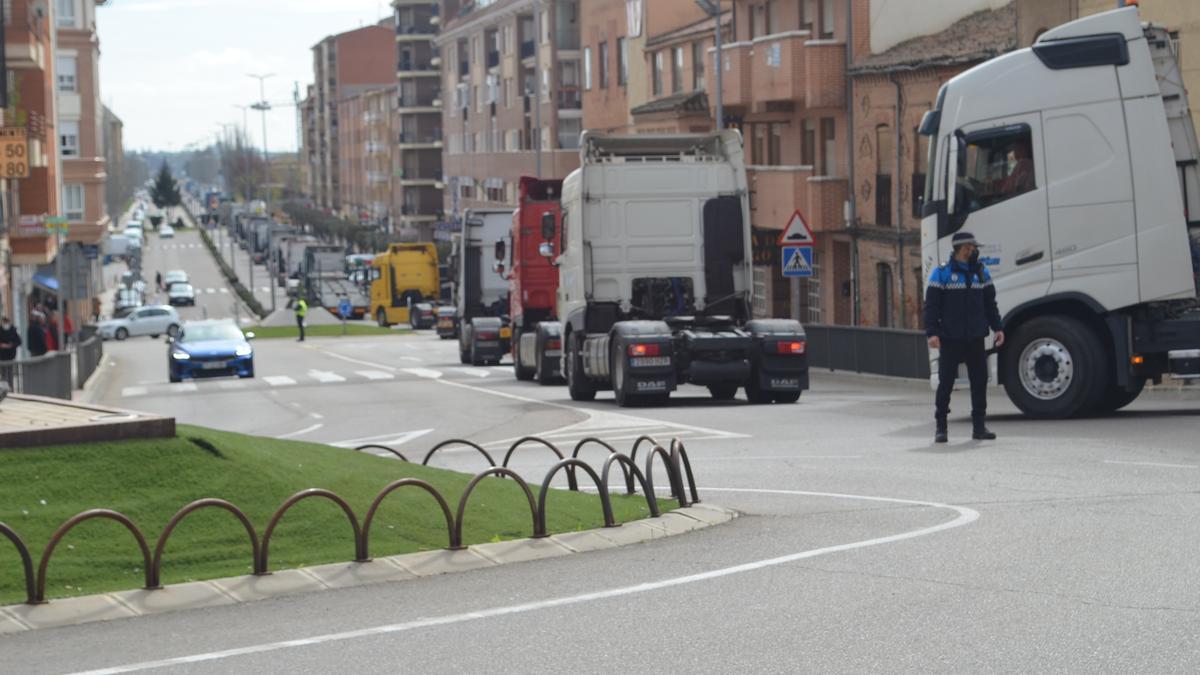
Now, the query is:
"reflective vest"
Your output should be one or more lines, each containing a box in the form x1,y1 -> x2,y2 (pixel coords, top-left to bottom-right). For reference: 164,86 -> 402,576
295,299 -> 308,318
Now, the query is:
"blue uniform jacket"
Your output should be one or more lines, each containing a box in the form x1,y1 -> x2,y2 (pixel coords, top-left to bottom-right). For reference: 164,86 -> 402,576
924,255 -> 1003,341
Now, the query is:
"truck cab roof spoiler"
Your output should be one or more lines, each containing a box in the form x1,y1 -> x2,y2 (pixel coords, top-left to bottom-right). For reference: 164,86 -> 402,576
580,130 -> 742,164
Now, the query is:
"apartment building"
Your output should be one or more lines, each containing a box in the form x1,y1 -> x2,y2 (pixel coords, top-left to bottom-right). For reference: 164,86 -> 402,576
3,0 -> 63,343
338,86 -> 397,225
308,22 -> 396,211
102,105 -> 124,221
437,0 -> 582,222
300,85 -> 317,200
393,0 -> 444,240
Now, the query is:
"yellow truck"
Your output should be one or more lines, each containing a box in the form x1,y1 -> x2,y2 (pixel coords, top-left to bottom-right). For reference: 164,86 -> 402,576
370,243 -> 440,328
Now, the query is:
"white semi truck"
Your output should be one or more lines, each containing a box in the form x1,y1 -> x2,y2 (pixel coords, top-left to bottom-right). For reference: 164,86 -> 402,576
543,132 -> 810,407
919,6 -> 1200,418
454,209 -> 513,365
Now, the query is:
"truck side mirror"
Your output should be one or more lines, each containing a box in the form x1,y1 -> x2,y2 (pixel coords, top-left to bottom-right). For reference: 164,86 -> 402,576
541,212 -> 555,241
494,240 -> 506,261
538,242 -> 555,259
492,261 -> 506,275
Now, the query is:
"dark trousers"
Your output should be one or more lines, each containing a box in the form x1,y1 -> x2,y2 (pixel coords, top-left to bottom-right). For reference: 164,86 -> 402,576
935,338 -> 988,421
296,315 -> 306,341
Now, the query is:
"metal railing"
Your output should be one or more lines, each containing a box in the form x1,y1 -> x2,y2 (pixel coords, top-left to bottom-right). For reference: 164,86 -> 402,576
804,324 -> 931,380
0,352 -> 73,400
74,334 -> 104,389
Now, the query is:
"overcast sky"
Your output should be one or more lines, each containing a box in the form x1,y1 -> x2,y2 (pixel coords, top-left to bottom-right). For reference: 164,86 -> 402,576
98,0 -> 393,153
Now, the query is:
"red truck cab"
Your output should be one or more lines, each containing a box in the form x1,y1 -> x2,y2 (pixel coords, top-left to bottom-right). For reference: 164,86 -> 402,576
501,177 -> 564,383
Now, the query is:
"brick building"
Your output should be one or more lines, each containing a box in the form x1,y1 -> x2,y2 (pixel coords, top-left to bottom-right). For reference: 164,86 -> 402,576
437,0 -> 583,222
338,86 -> 398,226
102,105 -> 124,222
306,22 -> 396,211
393,0 -> 444,240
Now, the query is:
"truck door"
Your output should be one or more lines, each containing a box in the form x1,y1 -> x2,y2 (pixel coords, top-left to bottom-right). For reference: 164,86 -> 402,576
945,115 -> 1050,314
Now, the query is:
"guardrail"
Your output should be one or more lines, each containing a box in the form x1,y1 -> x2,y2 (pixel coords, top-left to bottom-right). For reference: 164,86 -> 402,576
0,352 -> 73,400
74,334 -> 103,389
1,434 -> 697,605
805,324 -> 931,380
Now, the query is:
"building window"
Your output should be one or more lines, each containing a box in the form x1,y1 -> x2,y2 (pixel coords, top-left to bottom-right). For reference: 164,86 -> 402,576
56,56 -> 77,92
876,125 -> 893,226
692,41 -> 705,90
599,41 -> 610,88
64,184 -> 84,221
542,68 -> 550,101
766,0 -> 779,35
801,0 -> 815,33
819,117 -> 836,176
769,124 -> 783,166
671,47 -> 684,94
583,46 -> 592,90
801,118 -> 815,167
820,0 -> 835,39
652,51 -> 663,96
749,3 -> 762,40
752,125 -> 765,165
60,121 -> 80,158
877,263 -> 893,327
541,9 -> 550,43
56,0 -> 77,27
618,37 -> 628,86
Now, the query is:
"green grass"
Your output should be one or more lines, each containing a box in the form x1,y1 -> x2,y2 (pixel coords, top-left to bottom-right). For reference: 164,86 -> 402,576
248,324 -> 411,339
0,425 -> 672,604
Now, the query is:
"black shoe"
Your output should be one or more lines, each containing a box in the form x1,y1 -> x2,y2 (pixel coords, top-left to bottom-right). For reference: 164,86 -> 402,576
972,420 -> 996,440
935,419 -> 948,444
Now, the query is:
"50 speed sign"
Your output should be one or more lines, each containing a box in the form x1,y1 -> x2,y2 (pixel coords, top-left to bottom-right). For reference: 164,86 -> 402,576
0,127 -> 30,179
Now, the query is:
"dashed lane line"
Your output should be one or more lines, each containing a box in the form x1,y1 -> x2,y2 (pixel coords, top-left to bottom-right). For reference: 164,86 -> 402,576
262,376 -> 296,387
307,370 -> 346,384
356,370 -> 395,381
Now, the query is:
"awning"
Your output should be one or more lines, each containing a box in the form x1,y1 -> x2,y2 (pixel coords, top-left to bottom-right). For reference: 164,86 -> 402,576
32,274 -> 59,293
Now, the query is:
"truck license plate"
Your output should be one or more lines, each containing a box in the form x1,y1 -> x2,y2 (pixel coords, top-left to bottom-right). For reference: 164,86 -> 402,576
630,356 -> 670,368
438,319 -> 453,328
202,361 -> 227,370
477,340 -> 499,348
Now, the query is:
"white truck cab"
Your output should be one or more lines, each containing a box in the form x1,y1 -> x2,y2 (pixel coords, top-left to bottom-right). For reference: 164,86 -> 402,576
920,6 -> 1200,418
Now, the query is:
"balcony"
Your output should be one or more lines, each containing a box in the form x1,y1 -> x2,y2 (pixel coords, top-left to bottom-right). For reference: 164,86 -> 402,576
395,21 -> 436,38
754,32 -> 808,104
749,167 -> 848,234
707,42 -> 753,108
398,57 -> 438,75
556,87 -> 581,111
397,130 -> 443,149
459,60 -> 470,77
803,40 -> 845,108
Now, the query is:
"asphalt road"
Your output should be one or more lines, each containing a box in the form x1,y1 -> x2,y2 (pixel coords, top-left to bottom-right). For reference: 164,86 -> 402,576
8,238 -> 1200,672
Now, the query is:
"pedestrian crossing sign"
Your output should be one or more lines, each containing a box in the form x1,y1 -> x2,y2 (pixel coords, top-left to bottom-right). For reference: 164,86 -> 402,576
781,246 -> 814,278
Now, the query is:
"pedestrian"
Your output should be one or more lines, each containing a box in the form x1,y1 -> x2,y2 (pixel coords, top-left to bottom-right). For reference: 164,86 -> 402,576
26,312 -> 48,357
0,316 -> 21,362
156,271 -> 163,292
295,297 -> 308,342
924,231 -> 1005,443
44,309 -> 59,353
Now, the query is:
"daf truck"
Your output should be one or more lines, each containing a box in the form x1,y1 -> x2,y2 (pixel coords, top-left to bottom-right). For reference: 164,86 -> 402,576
453,209 -> 513,365
495,177 -> 564,384
371,242 -> 440,328
919,6 -> 1200,418
543,132 -> 810,407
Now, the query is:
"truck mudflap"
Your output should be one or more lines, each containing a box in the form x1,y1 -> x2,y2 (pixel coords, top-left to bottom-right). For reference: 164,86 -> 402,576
677,329 -> 753,386
606,322 -> 677,400
435,307 -> 458,339
533,321 -> 564,382
468,317 -> 507,365
746,319 -> 810,399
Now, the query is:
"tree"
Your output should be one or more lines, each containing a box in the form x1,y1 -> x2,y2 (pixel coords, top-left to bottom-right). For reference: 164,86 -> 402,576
150,161 -> 182,212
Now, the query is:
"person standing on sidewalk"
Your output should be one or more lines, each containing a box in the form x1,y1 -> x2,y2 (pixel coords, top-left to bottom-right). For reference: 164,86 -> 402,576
26,311 -> 48,357
924,232 -> 1005,443
0,317 -> 21,362
295,297 -> 308,342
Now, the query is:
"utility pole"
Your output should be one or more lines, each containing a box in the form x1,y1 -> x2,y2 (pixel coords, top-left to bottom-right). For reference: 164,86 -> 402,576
247,73 -> 275,201
533,0 -> 542,176
695,1 -> 723,130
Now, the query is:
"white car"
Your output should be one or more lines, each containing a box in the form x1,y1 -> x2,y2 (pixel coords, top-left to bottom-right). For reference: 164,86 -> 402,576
98,305 -> 181,341
124,228 -> 144,243
159,224 -> 175,239
163,270 -> 189,289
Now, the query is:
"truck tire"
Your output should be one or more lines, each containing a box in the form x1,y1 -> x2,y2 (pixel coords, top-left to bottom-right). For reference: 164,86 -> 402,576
513,331 -> 534,381
376,308 -> 389,328
707,384 -> 738,401
566,332 -> 596,402
1002,316 -> 1109,419
534,331 -> 554,385
744,378 -> 772,404
1095,376 -> 1145,414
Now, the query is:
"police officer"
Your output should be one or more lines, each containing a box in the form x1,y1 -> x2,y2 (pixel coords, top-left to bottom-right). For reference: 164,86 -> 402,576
924,232 -> 1005,443
295,297 -> 308,342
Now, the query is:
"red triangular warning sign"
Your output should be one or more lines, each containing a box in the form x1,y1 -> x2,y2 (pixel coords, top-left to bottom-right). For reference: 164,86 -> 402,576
778,210 -> 815,246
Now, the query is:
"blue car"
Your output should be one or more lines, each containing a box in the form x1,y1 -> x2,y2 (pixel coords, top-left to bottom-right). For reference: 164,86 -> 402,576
168,320 -> 255,383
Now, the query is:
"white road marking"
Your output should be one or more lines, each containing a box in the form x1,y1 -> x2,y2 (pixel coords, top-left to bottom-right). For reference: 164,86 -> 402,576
73,488 -> 978,674
1103,459 -> 1198,470
397,356 -> 423,362
310,412 -> 324,420
217,381 -> 247,390
331,428 -> 434,448
452,368 -> 490,378
307,370 -> 346,384
274,423 -> 323,439
219,288 -> 229,294
402,367 -> 443,379
121,386 -> 147,398
263,376 -> 296,387
356,370 -> 395,381
317,350 -> 398,372
206,288 -> 216,294
169,382 -> 198,392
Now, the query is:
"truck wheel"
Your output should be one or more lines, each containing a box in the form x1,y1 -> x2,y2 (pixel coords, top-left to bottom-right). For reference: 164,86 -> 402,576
376,309 -> 389,328
707,384 -> 738,401
513,331 -> 534,381
1002,316 -> 1109,419
744,376 -> 773,404
566,333 -> 596,402
460,347 -> 471,364
1095,376 -> 1146,414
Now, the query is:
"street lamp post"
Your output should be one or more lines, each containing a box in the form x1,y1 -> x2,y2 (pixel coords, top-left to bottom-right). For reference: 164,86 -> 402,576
695,0 -> 724,130
248,73 -> 277,315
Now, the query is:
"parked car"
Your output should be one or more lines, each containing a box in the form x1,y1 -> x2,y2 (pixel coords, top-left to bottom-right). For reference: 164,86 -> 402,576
159,224 -> 175,239
168,320 -> 254,383
163,270 -> 189,289
167,283 -> 196,306
113,288 -> 144,318
98,305 -> 181,341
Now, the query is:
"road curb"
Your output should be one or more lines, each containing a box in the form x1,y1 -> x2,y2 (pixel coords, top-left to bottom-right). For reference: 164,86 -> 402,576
0,503 -> 738,632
